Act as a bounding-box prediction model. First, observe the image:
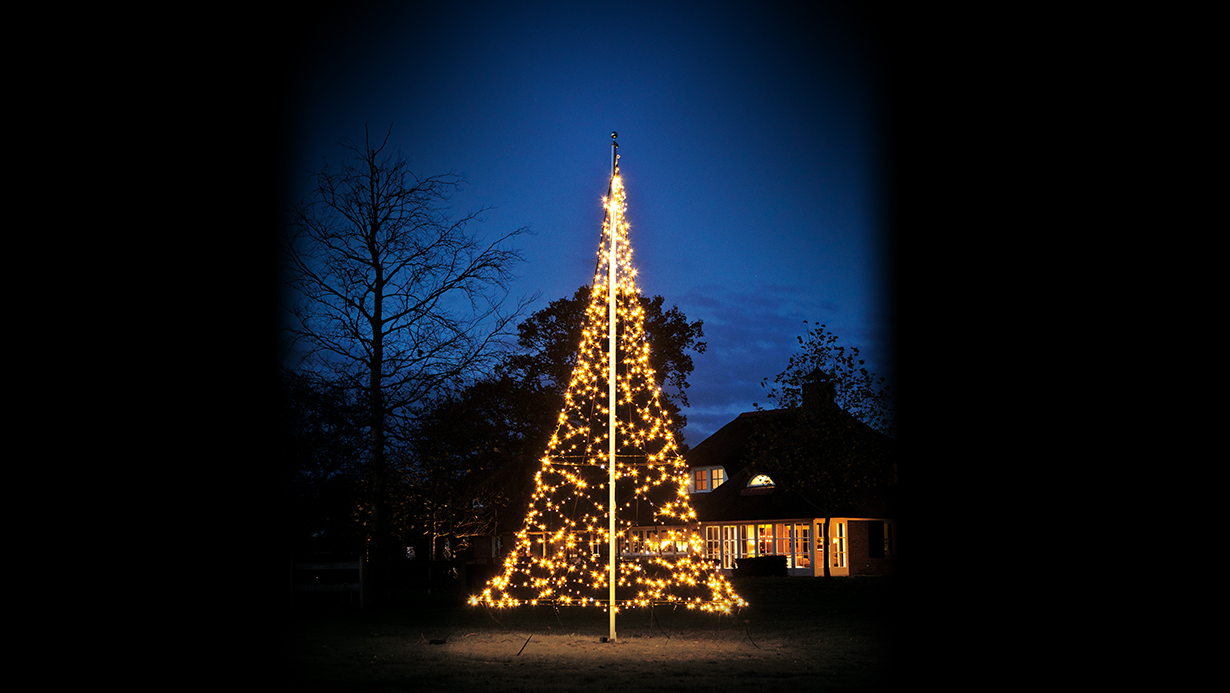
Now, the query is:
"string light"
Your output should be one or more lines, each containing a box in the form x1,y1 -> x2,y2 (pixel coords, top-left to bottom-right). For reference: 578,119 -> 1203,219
470,170 -> 745,614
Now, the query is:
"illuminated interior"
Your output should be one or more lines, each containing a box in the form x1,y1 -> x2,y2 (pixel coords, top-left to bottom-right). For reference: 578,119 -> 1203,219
701,521 -> 862,573
747,474 -> 775,488
691,466 -> 726,493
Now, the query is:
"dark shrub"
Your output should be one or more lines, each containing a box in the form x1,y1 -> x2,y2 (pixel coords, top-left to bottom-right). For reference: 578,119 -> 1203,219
733,555 -> 787,577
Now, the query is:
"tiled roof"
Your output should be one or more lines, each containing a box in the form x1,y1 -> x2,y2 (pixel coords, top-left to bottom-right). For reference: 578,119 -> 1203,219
683,408 -> 896,523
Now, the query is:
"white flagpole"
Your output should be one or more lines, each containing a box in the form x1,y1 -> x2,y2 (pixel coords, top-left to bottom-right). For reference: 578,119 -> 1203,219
608,131 -> 619,642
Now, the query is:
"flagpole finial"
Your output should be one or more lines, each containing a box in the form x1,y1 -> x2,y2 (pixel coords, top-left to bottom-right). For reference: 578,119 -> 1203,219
610,132 -> 619,176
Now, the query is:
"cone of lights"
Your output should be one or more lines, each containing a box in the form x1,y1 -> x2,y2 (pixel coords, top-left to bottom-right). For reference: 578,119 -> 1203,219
470,154 -> 745,620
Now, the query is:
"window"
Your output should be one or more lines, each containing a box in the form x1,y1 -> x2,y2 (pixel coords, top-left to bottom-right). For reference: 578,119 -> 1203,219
748,474 -> 774,488
831,522 -> 846,568
722,525 -> 739,569
523,531 -> 550,558
622,527 -> 691,556
868,521 -> 893,558
669,529 -> 693,554
793,523 -> 811,568
691,467 -> 726,493
813,522 -> 847,569
706,524 -> 752,569
775,523 -> 791,558
705,526 -> 721,562
757,524 -> 774,556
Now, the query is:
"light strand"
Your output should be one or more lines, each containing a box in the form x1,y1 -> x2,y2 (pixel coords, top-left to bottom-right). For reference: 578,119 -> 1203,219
470,172 -> 745,614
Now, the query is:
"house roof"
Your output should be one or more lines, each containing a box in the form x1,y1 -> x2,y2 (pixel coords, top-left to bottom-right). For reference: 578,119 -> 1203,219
684,407 -> 897,523
685,410 -> 775,473
691,462 -> 832,522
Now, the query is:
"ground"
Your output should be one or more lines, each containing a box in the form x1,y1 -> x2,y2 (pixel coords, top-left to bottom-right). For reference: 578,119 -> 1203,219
285,576 -> 902,692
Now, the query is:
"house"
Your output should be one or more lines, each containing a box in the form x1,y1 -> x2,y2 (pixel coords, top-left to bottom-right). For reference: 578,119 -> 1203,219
683,389 -> 898,577
459,380 -> 897,586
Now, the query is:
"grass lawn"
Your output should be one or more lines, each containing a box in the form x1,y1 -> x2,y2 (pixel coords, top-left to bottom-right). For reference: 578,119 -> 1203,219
286,576 -> 902,692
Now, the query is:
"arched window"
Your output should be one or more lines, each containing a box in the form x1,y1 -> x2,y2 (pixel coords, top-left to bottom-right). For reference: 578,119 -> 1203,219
748,474 -> 775,488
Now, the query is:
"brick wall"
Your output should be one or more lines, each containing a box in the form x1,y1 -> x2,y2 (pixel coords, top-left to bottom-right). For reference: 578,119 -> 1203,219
848,520 -> 896,576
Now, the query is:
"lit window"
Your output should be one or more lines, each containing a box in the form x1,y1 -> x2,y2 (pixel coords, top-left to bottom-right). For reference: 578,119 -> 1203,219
748,474 -> 774,487
691,467 -> 726,493
757,524 -> 773,556
705,526 -> 720,561
793,523 -> 811,569
831,522 -> 846,568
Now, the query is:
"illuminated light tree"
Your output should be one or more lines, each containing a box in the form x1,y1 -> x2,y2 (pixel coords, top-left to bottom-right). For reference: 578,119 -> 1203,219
471,136 -> 745,632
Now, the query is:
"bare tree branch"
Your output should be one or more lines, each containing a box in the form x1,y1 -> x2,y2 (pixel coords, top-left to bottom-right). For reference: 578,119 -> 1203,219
281,127 -> 537,595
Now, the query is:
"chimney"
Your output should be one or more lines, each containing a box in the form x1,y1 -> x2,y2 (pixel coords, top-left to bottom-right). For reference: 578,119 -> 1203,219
802,369 -> 836,409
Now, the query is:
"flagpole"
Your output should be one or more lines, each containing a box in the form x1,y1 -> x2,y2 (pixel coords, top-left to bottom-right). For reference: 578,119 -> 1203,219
607,131 -> 619,643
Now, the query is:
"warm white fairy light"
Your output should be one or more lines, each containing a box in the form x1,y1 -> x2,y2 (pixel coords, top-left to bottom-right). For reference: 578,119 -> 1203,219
469,167 -> 745,614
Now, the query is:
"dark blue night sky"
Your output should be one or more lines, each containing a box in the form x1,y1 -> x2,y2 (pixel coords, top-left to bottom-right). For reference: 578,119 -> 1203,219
280,1 -> 894,447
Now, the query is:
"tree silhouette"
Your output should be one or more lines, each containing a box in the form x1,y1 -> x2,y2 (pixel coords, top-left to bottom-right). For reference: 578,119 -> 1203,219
751,325 -> 896,577
758,322 -> 895,438
282,125 -> 533,600
506,285 -> 706,443
404,288 -> 707,564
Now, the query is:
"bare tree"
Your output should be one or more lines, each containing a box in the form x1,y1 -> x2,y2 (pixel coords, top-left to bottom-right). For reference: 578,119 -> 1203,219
282,126 -> 533,596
